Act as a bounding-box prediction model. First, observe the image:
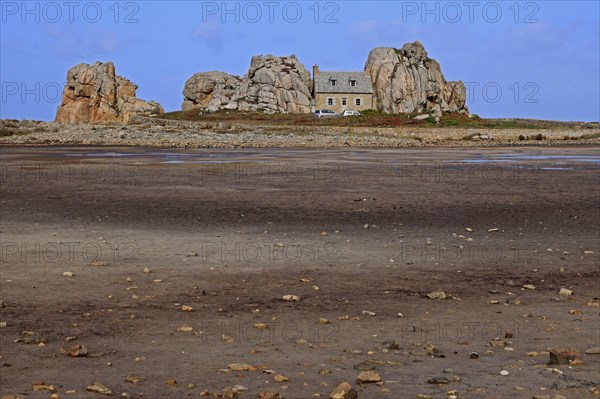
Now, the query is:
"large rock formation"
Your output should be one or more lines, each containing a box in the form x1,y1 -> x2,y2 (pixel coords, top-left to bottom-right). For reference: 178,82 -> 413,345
182,71 -> 241,112
365,41 -> 468,116
182,55 -> 313,114
55,62 -> 163,123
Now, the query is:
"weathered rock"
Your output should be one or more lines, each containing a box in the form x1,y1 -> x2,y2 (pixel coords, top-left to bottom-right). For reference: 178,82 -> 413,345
426,289 -> 447,299
227,363 -> 257,371
549,348 -> 583,365
365,41 -> 468,116
258,392 -> 284,399
329,381 -> 357,399
18,330 -> 46,344
125,374 -> 145,384
55,61 -> 163,123
182,71 -> 241,112
86,382 -> 112,395
356,370 -> 382,384
585,347 -> 600,355
182,55 -> 313,114
66,343 -> 88,357
381,339 -> 399,350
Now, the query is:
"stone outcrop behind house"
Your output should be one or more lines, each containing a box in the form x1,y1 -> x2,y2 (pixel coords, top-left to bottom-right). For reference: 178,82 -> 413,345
55,62 -> 163,123
365,41 -> 468,116
182,55 -> 313,114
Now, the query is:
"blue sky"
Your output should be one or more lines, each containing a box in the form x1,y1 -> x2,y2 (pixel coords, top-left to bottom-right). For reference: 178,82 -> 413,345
1,0 -> 598,121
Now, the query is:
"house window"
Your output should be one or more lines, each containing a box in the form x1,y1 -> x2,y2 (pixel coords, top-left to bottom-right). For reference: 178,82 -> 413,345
355,98 -> 362,106
342,98 -> 347,106
331,79 -> 337,86
350,80 -> 356,87
327,97 -> 334,106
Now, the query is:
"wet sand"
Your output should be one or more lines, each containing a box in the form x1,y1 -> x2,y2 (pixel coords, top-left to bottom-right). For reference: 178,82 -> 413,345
0,146 -> 599,398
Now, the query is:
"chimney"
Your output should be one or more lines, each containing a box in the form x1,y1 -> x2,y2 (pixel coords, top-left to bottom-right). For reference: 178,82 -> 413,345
313,64 -> 319,78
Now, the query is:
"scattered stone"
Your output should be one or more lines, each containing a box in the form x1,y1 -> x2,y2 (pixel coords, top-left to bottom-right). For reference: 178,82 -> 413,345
381,340 -> 399,350
396,312 -> 404,318
357,370 -> 382,384
490,339 -> 507,348
549,348 -> 583,365
354,360 -> 377,371
443,368 -> 454,374
523,284 -> 536,290
89,260 -> 107,267
329,381 -> 357,399
559,288 -> 573,296
86,383 -> 113,395
318,318 -> 330,325
32,384 -> 56,392
18,330 -> 46,344
585,347 -> 600,355
427,376 -> 451,384
469,352 -> 479,359
221,387 -> 237,398
63,272 -> 74,277
274,374 -> 288,382
426,289 -> 446,299
67,343 -> 88,357
361,310 -> 376,316
254,323 -> 268,330
258,392 -> 284,399
177,325 -> 193,332
228,363 -> 257,371
487,228 -> 499,232
181,305 -> 193,312
500,370 -> 509,376
125,374 -> 145,384
282,295 -> 301,302
166,377 -> 178,386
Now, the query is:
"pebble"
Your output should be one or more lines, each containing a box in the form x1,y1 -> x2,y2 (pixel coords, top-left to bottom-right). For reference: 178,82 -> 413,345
329,381 -> 357,399
282,295 -> 301,302
361,310 -> 376,316
86,383 -> 113,395
559,288 -> 573,296
427,289 -> 446,299
125,374 -> 145,384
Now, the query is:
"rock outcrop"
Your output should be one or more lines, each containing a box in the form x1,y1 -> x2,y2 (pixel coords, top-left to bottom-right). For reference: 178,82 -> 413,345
365,41 -> 468,116
182,55 -> 313,114
182,43 -> 467,116
55,62 -> 163,123
181,71 -> 241,112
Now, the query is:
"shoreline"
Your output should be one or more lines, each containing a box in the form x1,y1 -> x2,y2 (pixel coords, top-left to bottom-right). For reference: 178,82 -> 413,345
2,118 -> 599,149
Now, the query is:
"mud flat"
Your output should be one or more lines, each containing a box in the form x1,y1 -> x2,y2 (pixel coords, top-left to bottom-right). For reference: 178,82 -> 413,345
0,146 -> 599,398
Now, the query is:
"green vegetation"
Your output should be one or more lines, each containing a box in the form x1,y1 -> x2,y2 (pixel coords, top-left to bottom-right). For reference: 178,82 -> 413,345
0,127 -> 28,137
152,109 -> 592,130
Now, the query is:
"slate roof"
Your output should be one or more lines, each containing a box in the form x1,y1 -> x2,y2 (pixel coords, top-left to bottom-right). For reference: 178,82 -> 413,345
314,71 -> 373,94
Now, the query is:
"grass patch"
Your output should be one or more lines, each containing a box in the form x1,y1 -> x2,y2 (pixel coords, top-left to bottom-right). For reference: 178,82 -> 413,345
581,132 -> 600,140
0,127 -> 28,137
150,109 -> 597,130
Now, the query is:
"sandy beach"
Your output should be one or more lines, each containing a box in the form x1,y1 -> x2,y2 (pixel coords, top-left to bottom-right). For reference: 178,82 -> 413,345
0,145 -> 598,398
